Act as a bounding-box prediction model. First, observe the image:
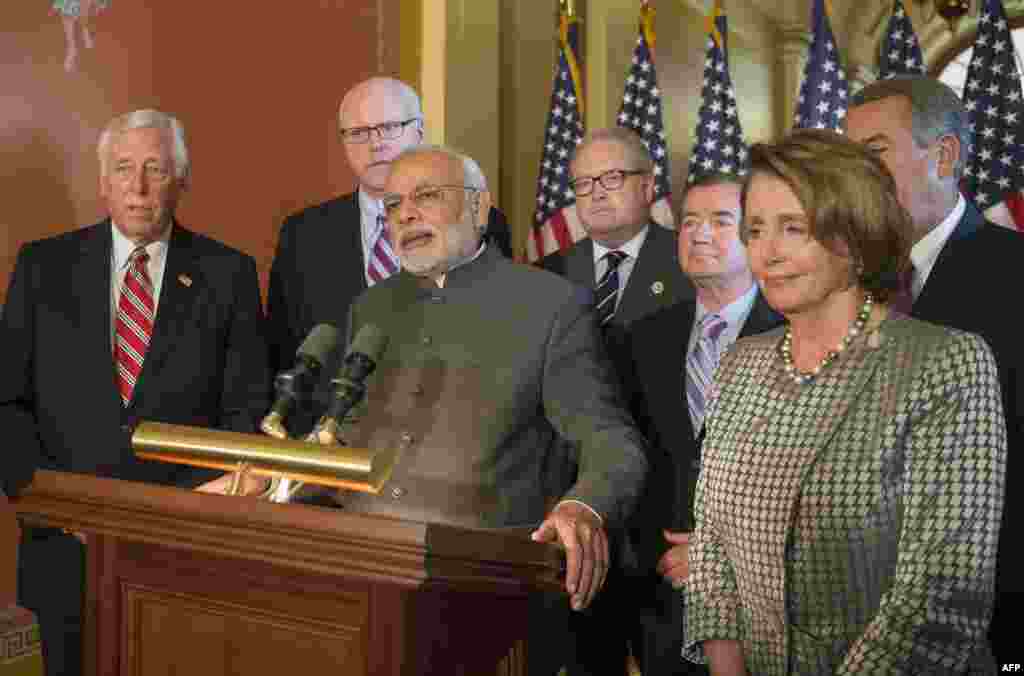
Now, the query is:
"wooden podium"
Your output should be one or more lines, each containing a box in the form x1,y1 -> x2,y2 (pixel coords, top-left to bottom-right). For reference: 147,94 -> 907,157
13,471 -> 563,676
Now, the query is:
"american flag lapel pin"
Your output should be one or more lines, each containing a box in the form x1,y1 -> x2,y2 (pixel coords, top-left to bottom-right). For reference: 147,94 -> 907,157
178,273 -> 192,288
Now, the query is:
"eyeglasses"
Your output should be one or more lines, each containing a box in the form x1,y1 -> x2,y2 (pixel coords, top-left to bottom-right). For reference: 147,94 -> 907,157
339,118 -> 420,144
111,161 -> 173,186
569,169 -> 647,197
381,185 -> 479,220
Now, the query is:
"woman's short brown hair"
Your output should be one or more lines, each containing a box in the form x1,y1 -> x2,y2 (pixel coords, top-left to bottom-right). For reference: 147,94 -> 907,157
741,128 -> 912,303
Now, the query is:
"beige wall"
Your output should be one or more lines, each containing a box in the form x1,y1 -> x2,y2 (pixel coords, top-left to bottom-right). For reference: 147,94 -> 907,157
4,0 -> 1015,294
424,0 -> 782,259
0,1 -> 405,304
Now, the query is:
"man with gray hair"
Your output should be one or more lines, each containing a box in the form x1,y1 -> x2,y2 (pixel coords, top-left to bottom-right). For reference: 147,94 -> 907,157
0,108 -> 271,675
846,73 -> 1024,667
326,143 -> 647,672
267,77 -> 512,383
541,127 -> 693,339
539,126 -> 693,674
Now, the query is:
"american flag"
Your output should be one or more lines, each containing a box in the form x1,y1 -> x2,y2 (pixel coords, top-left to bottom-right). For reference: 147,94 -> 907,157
529,8 -> 586,263
793,0 -> 848,131
879,0 -> 925,79
616,1 -> 673,228
687,0 -> 749,183
961,0 -> 1024,217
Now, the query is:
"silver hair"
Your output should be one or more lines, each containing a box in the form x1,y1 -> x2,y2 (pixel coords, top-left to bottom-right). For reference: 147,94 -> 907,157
338,77 -> 424,129
850,75 -> 972,180
97,109 -> 189,182
571,127 -> 656,174
391,144 -> 489,232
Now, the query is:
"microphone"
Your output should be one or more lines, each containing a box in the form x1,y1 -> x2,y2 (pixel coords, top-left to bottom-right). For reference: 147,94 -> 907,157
311,324 -> 388,446
261,323 -> 340,439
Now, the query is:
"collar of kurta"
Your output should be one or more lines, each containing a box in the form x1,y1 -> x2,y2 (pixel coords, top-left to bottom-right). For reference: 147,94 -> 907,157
409,241 -> 493,292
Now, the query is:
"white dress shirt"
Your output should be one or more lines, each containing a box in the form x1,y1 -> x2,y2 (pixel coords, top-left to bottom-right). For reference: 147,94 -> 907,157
591,225 -> 650,308
909,194 -> 966,300
688,283 -> 759,360
358,189 -> 395,286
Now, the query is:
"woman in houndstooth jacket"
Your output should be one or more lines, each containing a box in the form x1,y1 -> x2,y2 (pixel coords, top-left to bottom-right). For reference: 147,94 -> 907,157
684,129 -> 1005,675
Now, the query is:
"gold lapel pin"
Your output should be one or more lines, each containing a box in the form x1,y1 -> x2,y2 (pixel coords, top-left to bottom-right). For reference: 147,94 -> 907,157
178,273 -> 192,288
651,281 -> 664,295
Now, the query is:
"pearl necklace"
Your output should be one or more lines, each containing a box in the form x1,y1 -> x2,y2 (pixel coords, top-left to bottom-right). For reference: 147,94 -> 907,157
780,293 -> 874,385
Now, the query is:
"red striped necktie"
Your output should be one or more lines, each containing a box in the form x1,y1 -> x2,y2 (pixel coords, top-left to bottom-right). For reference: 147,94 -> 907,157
367,214 -> 399,284
115,246 -> 155,406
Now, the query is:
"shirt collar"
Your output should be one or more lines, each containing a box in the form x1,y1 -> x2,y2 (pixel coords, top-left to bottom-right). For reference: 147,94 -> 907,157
111,221 -> 171,271
695,282 -> 758,328
591,225 -> 650,263
357,188 -> 384,220
435,241 -> 487,288
910,193 -> 965,274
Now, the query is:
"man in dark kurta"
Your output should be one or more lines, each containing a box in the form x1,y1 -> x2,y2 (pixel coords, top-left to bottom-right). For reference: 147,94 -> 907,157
326,145 -> 647,672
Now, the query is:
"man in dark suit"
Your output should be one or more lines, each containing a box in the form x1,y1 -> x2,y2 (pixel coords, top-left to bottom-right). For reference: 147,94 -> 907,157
621,173 -> 781,674
540,127 -> 693,364
539,127 -> 694,674
847,74 -> 1024,668
0,109 -> 271,676
267,77 -> 512,379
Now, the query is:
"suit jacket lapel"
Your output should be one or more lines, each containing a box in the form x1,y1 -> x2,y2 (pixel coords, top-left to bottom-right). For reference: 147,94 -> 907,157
660,302 -> 698,531
912,202 -> 983,320
617,225 -> 676,325
132,224 -> 201,402
739,292 -> 783,339
669,303 -> 697,440
337,192 -> 369,321
72,221 -> 120,407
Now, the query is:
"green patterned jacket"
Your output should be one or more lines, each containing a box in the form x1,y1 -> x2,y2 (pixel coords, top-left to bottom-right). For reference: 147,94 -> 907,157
686,314 -> 1005,675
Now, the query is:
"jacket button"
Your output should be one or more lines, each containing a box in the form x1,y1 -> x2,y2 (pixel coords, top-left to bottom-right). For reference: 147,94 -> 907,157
391,486 -> 406,499
421,335 -> 431,346
120,424 -> 132,434
400,432 -> 415,445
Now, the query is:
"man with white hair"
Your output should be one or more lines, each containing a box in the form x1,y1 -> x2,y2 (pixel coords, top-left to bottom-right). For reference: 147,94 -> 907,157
328,145 -> 647,672
267,77 -> 512,381
0,108 -> 271,675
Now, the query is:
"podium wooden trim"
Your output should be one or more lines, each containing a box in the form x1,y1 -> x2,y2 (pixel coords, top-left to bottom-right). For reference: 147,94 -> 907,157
1,490 -> 17,607
13,470 -> 564,676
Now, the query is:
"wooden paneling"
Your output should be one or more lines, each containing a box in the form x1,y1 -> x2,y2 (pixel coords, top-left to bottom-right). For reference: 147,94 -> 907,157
13,470 -> 563,676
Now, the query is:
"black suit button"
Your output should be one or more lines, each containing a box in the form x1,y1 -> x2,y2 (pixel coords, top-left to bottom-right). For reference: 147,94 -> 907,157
121,424 -> 133,434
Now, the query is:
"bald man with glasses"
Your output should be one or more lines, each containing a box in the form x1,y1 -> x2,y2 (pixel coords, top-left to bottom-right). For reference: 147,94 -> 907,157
267,77 -> 513,387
